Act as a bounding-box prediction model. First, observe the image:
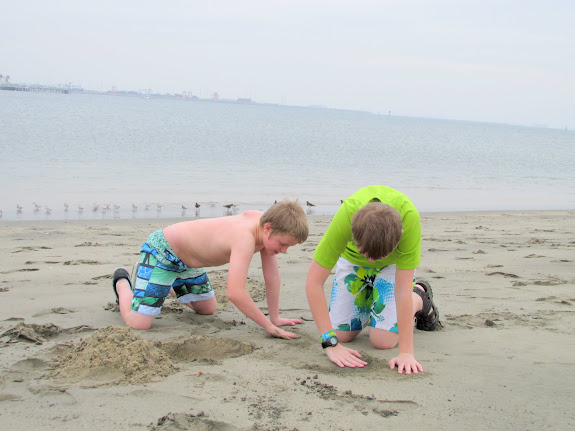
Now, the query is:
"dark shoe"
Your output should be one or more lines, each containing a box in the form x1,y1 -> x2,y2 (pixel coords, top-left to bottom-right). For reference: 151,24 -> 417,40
413,280 -> 441,331
112,267 -> 132,304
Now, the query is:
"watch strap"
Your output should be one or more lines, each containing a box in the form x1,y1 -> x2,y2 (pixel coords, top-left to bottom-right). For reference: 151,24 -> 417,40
320,330 -> 337,343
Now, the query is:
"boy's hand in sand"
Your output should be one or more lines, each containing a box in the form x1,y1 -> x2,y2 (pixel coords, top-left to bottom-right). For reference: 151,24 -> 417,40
388,353 -> 423,375
326,344 -> 368,368
271,316 -> 304,327
266,325 -> 301,339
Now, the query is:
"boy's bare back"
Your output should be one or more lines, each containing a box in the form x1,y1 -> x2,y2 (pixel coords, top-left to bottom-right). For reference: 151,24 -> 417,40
163,210 -> 263,268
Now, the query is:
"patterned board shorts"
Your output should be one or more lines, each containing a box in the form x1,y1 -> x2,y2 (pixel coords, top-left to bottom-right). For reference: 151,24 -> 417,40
329,257 -> 400,333
131,229 -> 215,317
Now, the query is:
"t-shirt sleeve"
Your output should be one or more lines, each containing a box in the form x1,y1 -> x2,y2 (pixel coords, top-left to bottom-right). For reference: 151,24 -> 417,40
313,202 -> 354,269
394,206 -> 421,269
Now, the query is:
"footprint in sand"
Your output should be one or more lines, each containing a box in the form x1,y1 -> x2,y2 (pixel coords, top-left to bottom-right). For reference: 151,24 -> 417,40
152,412 -> 239,431
486,271 -> 519,278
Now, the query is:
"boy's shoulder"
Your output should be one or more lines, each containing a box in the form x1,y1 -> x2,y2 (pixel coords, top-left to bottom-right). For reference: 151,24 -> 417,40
237,210 -> 264,224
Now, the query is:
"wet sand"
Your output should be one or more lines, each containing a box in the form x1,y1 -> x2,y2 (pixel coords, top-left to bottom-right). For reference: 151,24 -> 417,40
1,211 -> 574,430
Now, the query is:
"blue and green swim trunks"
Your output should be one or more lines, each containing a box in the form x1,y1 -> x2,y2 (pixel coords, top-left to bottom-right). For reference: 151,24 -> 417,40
131,229 -> 215,317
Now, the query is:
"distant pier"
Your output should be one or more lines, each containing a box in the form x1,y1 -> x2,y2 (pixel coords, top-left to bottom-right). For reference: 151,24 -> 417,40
0,84 -> 70,94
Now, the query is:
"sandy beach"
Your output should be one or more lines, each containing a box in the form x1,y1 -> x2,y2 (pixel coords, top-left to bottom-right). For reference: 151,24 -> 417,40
1,210 -> 574,430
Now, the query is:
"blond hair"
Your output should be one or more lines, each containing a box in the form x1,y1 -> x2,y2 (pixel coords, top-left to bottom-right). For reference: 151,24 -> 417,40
260,200 -> 308,243
351,202 -> 402,260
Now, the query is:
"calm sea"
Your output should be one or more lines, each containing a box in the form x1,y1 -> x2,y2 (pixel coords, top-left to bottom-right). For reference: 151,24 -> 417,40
1,91 -> 574,221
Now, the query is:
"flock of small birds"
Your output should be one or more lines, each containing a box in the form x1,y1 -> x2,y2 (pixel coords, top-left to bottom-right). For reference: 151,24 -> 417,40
1,200 -> 323,220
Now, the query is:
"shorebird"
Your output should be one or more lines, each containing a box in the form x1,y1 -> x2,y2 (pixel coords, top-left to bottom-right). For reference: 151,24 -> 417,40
64,203 -> 69,211
114,204 -> 120,211
223,203 -> 236,215
145,203 -> 151,210
181,204 -> 188,210
92,204 -> 100,212
195,202 -> 201,209
45,207 -> 52,215
132,203 -> 138,211
306,201 -> 315,207
156,203 -> 163,211
33,202 -> 42,211
78,205 -> 85,213
16,204 -> 23,212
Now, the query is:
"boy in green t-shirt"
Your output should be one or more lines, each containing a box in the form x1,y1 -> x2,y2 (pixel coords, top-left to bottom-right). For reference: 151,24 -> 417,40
306,185 -> 440,373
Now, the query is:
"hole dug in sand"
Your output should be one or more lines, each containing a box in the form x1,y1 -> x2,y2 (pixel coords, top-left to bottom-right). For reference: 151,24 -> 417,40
46,327 -> 255,387
159,335 -> 256,363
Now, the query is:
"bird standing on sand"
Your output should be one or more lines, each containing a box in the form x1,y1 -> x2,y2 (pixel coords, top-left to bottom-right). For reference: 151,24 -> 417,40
17,204 -> 23,213
223,203 -> 237,215
195,202 -> 201,209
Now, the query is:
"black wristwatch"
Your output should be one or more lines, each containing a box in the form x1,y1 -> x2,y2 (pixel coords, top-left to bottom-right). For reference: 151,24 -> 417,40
321,335 -> 339,349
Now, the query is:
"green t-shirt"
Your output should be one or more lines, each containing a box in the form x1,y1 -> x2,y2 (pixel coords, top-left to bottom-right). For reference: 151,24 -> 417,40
313,185 -> 421,270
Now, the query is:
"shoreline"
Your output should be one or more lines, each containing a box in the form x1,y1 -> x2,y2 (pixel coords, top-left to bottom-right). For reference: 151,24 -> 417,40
2,207 -> 575,224
1,210 -> 574,430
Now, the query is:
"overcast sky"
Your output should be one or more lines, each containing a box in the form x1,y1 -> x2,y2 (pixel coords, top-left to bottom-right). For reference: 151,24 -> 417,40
1,0 -> 574,129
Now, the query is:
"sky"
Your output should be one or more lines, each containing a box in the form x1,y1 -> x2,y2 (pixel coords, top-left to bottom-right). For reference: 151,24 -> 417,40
1,0 -> 574,129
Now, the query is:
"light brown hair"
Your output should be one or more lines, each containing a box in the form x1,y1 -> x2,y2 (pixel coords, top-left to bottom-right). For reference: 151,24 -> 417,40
260,200 -> 309,243
351,202 -> 403,260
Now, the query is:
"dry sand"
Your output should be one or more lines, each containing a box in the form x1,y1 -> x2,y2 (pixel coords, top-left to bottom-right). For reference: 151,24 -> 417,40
0,211 -> 574,430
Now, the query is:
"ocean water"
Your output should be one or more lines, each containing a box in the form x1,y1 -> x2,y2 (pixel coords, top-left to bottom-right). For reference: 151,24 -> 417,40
1,91 -> 574,221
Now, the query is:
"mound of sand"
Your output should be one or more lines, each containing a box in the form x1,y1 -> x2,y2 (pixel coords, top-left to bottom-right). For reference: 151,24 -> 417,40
46,326 -> 177,387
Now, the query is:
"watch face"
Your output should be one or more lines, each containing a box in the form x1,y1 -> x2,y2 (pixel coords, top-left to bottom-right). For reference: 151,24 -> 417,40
322,336 -> 338,348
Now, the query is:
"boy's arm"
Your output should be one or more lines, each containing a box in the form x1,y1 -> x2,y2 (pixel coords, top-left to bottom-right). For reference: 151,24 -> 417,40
227,245 -> 299,340
306,260 -> 367,368
260,250 -> 303,327
388,268 -> 424,374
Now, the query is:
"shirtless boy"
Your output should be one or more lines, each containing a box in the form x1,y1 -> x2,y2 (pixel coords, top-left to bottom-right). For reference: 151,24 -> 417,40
112,200 -> 309,339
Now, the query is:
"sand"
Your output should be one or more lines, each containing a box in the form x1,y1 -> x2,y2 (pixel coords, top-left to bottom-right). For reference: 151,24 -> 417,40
0,211 -> 574,430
